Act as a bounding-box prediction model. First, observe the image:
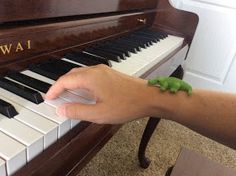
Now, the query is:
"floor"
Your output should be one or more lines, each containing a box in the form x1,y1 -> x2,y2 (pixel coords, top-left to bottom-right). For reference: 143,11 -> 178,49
79,118 -> 236,176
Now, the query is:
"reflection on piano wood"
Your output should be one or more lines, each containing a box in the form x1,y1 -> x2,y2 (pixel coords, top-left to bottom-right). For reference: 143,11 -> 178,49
0,0 -> 198,175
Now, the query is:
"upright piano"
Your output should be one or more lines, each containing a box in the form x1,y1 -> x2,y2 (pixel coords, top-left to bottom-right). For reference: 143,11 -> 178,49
0,0 -> 198,175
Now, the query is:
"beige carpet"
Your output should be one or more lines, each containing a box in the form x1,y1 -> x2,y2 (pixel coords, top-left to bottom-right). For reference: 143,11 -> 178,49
79,118 -> 236,176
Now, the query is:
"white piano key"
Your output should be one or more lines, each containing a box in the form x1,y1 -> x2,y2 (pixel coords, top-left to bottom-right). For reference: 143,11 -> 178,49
0,95 -> 58,149
71,119 -> 81,128
43,96 -> 67,108
0,131 -> 26,175
22,70 -> 55,85
0,88 -> 70,138
0,158 -> 6,176
66,88 -> 95,101
60,91 -> 95,104
0,114 -> 44,162
62,58 -> 87,67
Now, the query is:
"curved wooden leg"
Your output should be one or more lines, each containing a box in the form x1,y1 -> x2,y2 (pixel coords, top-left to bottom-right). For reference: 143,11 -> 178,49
138,117 -> 161,169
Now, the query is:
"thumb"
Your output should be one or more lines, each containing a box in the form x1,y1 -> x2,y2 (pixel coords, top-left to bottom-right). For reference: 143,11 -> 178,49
56,103 -> 103,122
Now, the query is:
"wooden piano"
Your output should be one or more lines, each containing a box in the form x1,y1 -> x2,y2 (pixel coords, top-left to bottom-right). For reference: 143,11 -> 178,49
0,0 -> 198,175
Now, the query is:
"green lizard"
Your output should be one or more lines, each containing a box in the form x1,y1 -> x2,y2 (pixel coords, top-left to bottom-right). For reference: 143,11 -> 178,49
148,76 -> 192,96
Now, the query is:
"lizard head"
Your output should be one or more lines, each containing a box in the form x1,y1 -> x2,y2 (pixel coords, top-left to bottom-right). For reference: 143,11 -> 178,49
148,77 -> 165,86
156,77 -> 165,83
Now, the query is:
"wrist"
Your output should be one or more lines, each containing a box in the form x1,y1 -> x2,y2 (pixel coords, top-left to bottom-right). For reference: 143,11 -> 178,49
141,84 -> 167,118
143,84 -> 185,121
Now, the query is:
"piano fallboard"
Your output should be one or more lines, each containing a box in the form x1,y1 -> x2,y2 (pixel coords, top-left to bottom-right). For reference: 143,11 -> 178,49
0,0 -> 158,23
0,11 -> 156,76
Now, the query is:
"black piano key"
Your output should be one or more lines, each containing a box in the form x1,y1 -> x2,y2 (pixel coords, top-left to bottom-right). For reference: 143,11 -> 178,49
65,53 -> 99,66
100,40 -> 137,57
36,61 -> 66,75
129,34 -> 154,43
134,38 -> 152,47
0,78 -> 44,104
142,29 -> 168,39
65,52 -> 112,66
90,47 -> 126,60
112,42 -> 139,53
7,72 -> 51,94
29,59 -> 79,81
37,59 -> 78,73
122,35 -> 148,46
130,34 -> 156,44
151,30 -> 168,38
109,42 -> 138,54
116,38 -> 142,50
101,45 -> 130,59
133,31 -> 160,41
131,33 -> 158,43
49,59 -> 81,73
133,30 -> 158,38
85,48 -> 121,62
29,66 -> 60,80
0,98 -> 18,118
135,29 -> 165,40
116,37 -> 141,47
124,37 -> 148,48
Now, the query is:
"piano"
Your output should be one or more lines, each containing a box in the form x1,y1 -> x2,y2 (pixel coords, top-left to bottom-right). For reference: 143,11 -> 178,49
0,0 -> 198,175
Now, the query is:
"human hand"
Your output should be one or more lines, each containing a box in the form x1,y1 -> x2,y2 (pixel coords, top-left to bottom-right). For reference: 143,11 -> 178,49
45,64 -> 152,124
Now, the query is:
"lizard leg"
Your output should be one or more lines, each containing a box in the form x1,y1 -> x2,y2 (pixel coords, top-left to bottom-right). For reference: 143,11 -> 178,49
170,83 -> 180,93
160,82 -> 168,91
187,88 -> 193,96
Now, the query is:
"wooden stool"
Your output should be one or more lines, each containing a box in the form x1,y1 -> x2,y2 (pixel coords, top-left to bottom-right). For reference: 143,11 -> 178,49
168,148 -> 236,176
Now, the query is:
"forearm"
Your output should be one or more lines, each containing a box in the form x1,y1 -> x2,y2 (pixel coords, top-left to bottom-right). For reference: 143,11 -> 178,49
146,88 -> 236,149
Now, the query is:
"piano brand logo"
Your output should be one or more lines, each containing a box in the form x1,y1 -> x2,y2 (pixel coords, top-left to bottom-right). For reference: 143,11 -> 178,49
0,40 -> 31,55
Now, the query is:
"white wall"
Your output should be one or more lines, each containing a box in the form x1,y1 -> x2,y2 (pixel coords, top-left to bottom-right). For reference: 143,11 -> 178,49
170,0 -> 236,92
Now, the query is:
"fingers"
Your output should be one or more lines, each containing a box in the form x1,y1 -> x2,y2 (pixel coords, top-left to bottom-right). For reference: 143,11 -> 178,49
56,102 -> 105,123
46,66 -> 100,100
45,72 -> 85,100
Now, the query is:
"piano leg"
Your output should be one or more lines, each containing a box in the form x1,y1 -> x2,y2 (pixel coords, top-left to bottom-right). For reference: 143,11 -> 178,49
138,117 -> 161,168
138,65 -> 184,169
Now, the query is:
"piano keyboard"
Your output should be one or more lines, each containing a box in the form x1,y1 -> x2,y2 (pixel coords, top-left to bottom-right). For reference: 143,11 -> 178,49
0,29 -> 184,176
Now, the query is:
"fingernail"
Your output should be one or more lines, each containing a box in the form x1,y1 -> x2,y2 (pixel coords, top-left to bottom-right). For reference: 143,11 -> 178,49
56,105 -> 66,117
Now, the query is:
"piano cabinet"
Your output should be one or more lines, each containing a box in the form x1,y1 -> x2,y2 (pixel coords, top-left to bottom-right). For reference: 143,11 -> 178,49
0,0 -> 198,175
